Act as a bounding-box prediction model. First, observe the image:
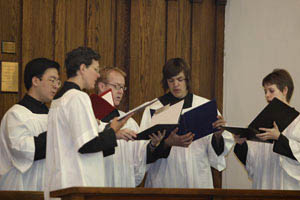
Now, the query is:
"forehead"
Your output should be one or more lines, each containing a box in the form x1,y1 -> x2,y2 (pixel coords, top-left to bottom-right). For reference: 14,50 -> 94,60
264,83 -> 279,90
42,68 -> 59,77
107,70 -> 125,83
168,71 -> 185,79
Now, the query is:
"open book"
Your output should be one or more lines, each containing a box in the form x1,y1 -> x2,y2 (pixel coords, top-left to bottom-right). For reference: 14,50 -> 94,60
90,89 -> 115,120
222,97 -> 299,143
136,99 -> 219,140
136,100 -> 184,140
118,98 -> 158,121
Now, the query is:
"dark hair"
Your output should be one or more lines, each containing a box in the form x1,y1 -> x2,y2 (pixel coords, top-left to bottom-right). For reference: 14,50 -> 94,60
262,69 -> 294,102
161,58 -> 191,92
24,58 -> 60,90
65,47 -> 100,78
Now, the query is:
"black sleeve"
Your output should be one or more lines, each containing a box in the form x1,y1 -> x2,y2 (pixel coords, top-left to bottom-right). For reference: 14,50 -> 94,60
34,132 -> 47,161
273,134 -> 297,160
234,142 -> 248,165
146,140 -> 171,164
78,127 -> 117,154
211,134 -> 224,156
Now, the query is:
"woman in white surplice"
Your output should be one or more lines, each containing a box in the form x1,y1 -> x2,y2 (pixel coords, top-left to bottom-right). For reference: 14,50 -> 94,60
140,58 -> 234,188
234,69 -> 300,189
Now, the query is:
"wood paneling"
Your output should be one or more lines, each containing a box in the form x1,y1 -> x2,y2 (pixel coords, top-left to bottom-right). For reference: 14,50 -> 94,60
130,0 -> 166,121
22,0 -> 55,95
191,0 -> 216,100
55,0 -> 86,82
0,0 -> 226,122
166,0 -> 191,63
0,0 -> 21,120
115,0 -> 131,112
214,0 -> 227,113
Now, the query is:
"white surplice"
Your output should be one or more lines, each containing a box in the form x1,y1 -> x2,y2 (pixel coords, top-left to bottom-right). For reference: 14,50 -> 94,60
0,105 -> 47,190
44,89 -> 106,199
100,110 -> 147,187
246,115 -> 300,189
140,94 -> 234,188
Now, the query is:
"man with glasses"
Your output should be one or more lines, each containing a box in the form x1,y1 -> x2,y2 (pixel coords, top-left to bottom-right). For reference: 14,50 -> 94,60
0,58 -> 60,190
91,66 -> 146,187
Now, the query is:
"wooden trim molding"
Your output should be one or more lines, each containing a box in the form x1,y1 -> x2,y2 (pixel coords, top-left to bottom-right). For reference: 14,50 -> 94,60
216,0 -> 227,6
190,0 -> 203,3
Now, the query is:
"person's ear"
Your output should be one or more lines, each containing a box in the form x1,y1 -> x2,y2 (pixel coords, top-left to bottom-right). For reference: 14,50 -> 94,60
98,82 -> 106,92
78,64 -> 87,75
32,76 -> 41,87
283,86 -> 288,97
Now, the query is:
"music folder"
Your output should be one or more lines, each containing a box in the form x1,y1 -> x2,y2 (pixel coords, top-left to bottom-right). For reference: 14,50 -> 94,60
118,98 -> 158,121
90,89 -> 116,120
222,97 -> 299,143
136,99 -> 219,141
136,100 -> 184,140
178,99 -> 218,141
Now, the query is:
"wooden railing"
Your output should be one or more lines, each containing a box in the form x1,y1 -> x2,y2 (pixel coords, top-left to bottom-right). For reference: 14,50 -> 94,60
0,191 -> 43,200
50,187 -> 300,200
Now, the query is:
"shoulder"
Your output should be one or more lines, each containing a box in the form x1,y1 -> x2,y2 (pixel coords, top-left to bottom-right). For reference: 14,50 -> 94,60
1,104 -> 35,125
62,89 -> 90,103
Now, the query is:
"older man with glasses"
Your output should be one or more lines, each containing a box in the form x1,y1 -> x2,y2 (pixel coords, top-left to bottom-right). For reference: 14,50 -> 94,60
90,66 -> 147,187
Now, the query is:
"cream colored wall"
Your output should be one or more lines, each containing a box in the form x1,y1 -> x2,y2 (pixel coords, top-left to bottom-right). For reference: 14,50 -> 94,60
223,0 -> 300,189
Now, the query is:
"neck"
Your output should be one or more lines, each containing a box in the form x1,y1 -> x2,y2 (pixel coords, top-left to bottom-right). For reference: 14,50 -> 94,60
68,76 -> 84,90
27,89 -> 43,103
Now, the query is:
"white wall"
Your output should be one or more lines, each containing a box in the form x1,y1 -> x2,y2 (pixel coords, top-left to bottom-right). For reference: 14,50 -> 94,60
223,0 -> 300,189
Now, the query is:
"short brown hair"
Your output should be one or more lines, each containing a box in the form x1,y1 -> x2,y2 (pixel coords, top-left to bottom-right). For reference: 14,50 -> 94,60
161,58 -> 191,92
262,69 -> 294,102
95,66 -> 126,93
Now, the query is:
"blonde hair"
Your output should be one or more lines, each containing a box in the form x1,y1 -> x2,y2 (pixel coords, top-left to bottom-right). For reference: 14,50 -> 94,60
95,66 -> 127,93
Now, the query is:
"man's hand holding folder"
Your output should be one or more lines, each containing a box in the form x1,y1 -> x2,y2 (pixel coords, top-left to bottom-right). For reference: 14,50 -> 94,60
137,99 -> 221,148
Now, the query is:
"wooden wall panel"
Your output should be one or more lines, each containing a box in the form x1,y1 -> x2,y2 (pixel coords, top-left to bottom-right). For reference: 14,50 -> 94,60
130,0 -> 167,121
115,0 -> 131,112
22,0 -> 55,96
55,0 -> 86,82
214,1 -> 226,113
87,0 -> 116,67
190,0 -> 216,99
166,0 -> 191,63
0,0 -> 21,120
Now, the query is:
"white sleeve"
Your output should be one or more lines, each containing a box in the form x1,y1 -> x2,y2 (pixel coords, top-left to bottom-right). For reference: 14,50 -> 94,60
245,141 -> 257,179
280,116 -> 300,181
208,132 -> 234,171
139,106 -> 152,132
67,93 -> 99,151
2,109 -> 35,173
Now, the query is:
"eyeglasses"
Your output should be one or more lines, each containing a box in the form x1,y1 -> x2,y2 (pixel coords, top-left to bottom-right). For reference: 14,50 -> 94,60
38,76 -> 61,87
104,82 -> 127,91
48,78 -> 61,87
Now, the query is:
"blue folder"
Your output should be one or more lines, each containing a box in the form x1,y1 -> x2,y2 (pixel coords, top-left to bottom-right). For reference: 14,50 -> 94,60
178,99 -> 219,141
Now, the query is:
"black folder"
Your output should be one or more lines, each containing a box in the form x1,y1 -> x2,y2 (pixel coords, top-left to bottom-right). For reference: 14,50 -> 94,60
136,124 -> 179,140
222,98 -> 299,143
